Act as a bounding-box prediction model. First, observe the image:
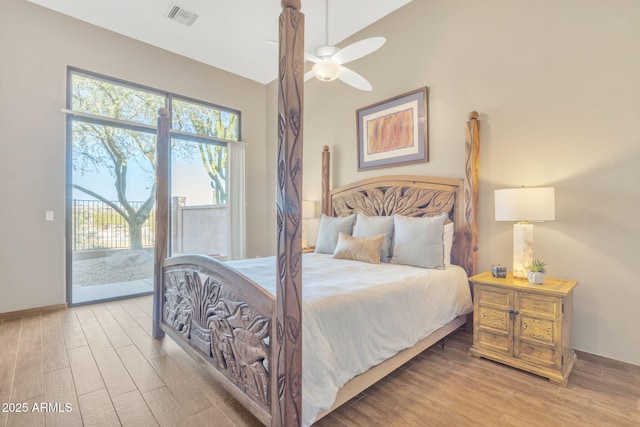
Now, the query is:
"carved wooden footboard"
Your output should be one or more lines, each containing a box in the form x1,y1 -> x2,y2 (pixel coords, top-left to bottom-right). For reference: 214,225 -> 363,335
160,255 -> 275,425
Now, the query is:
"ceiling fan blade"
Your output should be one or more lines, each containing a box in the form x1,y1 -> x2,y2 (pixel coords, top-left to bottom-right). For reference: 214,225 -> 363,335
338,67 -> 373,91
332,37 -> 386,65
304,52 -> 323,63
267,39 -> 322,63
304,70 -> 315,81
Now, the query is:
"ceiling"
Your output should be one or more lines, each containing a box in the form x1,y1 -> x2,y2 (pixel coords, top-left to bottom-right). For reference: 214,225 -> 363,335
28,0 -> 412,84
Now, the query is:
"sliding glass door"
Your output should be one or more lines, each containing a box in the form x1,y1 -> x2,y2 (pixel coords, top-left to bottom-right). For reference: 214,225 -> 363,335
68,72 -> 163,305
66,69 -> 241,306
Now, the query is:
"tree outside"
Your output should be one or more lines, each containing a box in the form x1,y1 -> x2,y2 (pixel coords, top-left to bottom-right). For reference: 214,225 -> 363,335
71,74 -> 239,250
172,98 -> 238,205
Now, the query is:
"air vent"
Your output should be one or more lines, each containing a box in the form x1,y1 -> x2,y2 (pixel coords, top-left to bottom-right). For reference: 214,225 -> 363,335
165,4 -> 199,27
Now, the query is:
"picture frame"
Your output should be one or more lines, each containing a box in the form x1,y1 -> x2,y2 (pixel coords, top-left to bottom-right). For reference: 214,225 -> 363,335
356,86 -> 428,171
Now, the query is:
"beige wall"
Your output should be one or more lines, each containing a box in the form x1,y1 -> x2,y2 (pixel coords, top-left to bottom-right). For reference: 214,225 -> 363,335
266,0 -> 640,365
0,0 -> 270,313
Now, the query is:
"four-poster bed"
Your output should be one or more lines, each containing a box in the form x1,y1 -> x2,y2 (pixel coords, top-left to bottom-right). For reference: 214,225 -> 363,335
152,2 -> 480,426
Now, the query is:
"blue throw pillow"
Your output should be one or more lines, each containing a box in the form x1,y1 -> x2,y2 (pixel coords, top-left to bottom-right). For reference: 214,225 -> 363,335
391,213 -> 447,269
314,214 -> 356,254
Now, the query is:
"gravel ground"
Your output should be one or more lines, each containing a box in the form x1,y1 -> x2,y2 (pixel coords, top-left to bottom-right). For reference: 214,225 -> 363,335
73,250 -> 153,286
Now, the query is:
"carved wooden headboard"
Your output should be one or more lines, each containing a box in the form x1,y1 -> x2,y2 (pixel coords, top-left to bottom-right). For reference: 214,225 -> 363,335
326,174 -> 467,272
319,111 -> 480,277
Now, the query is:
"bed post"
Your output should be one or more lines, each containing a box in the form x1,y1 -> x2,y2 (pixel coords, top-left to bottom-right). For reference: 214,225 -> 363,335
152,108 -> 170,339
274,1 -> 304,426
321,145 -> 331,215
463,111 -> 480,277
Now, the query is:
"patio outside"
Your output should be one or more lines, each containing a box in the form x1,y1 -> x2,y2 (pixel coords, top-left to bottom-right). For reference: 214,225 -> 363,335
71,198 -> 227,304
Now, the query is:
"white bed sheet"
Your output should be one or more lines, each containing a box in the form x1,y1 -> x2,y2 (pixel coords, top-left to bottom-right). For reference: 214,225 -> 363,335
227,253 -> 473,426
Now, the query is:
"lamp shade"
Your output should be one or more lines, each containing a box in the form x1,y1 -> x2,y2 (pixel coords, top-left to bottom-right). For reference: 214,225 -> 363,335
495,187 -> 555,222
302,200 -> 315,219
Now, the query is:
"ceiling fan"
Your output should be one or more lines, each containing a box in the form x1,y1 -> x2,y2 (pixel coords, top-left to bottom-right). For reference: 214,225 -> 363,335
271,0 -> 386,91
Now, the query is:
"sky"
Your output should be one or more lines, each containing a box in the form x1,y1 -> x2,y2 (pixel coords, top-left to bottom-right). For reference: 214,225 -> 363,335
72,148 -> 219,206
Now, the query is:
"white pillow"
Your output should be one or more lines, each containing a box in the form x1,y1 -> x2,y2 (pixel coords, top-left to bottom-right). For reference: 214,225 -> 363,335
314,214 -> 356,254
444,221 -> 454,265
352,213 -> 394,263
391,213 -> 447,269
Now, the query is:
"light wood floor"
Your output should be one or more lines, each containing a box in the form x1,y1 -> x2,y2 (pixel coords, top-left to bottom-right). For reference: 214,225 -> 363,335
1,296 -> 639,427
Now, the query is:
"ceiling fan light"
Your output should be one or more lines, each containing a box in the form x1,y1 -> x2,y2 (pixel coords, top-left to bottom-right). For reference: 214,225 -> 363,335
312,62 -> 342,81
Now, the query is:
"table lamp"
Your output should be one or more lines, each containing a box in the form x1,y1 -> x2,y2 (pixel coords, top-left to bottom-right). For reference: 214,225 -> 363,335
495,187 -> 555,278
302,200 -> 315,248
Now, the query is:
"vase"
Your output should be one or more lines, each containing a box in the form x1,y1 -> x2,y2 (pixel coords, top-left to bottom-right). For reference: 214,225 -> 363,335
527,271 -> 546,284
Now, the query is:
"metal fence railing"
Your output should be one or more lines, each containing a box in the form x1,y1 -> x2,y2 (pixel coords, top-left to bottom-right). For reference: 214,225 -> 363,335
72,199 -> 155,251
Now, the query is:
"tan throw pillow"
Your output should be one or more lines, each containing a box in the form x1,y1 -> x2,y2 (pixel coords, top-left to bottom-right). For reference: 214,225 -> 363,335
332,232 -> 386,264
353,213 -> 394,263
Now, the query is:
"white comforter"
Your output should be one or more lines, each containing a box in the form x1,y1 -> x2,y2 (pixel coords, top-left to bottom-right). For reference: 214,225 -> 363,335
227,253 -> 473,426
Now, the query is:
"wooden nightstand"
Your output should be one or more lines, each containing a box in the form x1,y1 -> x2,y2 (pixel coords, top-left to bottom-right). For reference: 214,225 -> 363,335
302,246 -> 315,253
468,271 -> 578,385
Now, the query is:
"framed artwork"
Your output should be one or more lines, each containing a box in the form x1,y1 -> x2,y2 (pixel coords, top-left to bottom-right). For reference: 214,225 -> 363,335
356,87 -> 428,171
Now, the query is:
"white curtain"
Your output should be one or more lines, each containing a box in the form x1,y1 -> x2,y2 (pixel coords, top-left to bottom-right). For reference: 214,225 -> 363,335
227,141 -> 246,260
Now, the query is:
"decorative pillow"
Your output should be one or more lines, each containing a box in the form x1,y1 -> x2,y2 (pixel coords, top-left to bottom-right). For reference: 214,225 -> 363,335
332,232 -> 386,264
314,214 -> 356,254
444,221 -> 454,265
353,213 -> 394,263
391,213 -> 448,269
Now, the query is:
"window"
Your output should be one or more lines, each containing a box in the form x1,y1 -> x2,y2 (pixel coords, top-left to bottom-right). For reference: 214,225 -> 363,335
172,97 -> 239,140
66,68 -> 241,305
171,97 -> 240,205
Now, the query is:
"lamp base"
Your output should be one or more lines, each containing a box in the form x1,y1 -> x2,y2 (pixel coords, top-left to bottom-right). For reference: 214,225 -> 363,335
302,219 -> 309,249
513,223 -> 533,279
